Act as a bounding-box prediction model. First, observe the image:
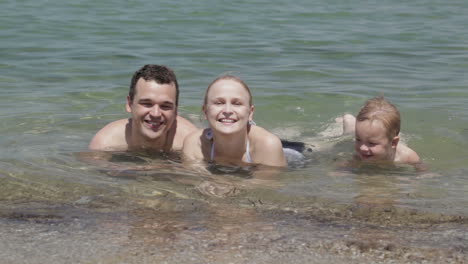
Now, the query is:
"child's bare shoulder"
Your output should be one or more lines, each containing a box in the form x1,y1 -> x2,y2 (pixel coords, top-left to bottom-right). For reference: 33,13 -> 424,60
396,143 -> 420,164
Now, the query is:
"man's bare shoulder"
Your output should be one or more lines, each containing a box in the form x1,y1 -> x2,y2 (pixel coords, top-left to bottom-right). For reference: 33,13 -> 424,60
183,128 -> 205,147
175,116 -> 197,135
177,116 -> 198,134
88,119 -> 129,151
170,116 -> 197,151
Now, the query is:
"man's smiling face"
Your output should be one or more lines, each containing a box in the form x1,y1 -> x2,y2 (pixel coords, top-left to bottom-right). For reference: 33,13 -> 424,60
126,78 -> 177,141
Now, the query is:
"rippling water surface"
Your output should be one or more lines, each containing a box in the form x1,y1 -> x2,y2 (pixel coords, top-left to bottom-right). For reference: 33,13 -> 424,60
1,0 -> 467,263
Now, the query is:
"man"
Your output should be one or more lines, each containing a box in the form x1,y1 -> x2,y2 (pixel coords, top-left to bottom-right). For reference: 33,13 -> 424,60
89,64 -> 196,152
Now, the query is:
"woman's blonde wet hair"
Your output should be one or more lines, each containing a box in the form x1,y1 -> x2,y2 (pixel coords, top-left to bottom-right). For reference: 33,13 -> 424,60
203,75 -> 253,106
356,96 -> 400,139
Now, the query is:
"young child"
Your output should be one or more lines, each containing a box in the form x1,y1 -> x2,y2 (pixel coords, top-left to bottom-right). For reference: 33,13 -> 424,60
342,96 -> 421,165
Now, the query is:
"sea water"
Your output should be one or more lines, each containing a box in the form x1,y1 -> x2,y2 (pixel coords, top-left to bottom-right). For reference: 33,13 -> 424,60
1,0 -> 467,263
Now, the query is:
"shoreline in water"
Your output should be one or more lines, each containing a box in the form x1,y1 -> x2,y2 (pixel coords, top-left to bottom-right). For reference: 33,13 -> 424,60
1,178 -> 466,264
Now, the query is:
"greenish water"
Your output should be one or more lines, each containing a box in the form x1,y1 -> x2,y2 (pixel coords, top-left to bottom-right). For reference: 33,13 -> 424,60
1,0 -> 467,263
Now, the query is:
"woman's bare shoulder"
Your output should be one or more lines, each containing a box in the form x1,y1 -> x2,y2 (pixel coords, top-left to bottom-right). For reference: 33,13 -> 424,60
249,125 -> 282,146
249,126 -> 286,167
175,115 -> 198,140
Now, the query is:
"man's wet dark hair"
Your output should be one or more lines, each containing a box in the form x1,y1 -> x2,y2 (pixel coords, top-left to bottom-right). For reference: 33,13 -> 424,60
129,64 -> 179,106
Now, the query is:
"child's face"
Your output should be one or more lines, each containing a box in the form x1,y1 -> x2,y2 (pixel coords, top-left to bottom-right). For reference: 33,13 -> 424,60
354,119 -> 398,162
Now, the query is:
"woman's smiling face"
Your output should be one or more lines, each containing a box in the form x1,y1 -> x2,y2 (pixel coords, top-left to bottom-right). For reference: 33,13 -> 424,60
204,79 -> 254,136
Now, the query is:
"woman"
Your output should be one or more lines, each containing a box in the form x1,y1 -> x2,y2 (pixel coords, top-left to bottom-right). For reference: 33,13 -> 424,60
183,75 -> 286,167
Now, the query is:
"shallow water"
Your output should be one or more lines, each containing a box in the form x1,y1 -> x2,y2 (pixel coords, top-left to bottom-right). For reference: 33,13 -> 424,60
1,0 -> 468,263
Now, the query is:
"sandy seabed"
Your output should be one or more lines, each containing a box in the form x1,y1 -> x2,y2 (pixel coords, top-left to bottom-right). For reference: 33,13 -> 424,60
0,193 -> 466,264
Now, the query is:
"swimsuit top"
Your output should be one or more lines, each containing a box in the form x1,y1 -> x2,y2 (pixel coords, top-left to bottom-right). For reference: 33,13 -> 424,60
206,128 -> 252,163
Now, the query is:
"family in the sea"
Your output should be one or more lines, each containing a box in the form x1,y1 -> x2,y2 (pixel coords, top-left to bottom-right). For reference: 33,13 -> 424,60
89,64 -> 422,169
